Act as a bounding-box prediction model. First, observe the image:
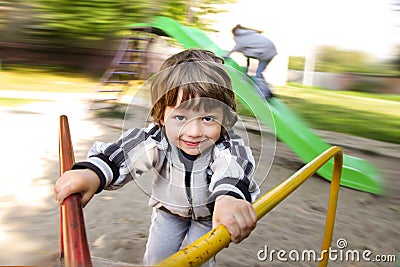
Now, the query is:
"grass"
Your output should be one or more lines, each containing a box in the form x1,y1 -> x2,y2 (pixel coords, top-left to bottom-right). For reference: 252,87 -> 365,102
2,65 -> 400,144
1,65 -> 98,93
273,85 -> 400,144
0,97 -> 42,106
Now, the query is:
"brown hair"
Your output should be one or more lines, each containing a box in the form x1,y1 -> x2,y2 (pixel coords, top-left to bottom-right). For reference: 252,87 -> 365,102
150,49 -> 237,129
232,24 -> 263,35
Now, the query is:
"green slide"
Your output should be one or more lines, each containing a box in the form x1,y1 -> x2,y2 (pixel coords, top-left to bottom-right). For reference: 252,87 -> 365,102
129,16 -> 383,194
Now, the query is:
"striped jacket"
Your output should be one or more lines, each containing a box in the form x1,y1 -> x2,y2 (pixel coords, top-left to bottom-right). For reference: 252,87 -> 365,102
73,123 -> 260,220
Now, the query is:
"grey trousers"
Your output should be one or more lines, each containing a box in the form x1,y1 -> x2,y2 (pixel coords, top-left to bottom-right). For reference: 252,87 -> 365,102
143,207 -> 215,266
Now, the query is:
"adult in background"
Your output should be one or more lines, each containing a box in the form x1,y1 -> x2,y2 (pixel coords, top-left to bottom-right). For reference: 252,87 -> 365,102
224,24 -> 277,99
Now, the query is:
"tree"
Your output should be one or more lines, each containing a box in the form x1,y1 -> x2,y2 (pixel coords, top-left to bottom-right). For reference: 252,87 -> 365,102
1,0 -> 235,49
314,46 -> 380,74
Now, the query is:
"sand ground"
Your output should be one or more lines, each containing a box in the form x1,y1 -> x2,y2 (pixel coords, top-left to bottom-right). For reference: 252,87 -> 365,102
0,92 -> 398,266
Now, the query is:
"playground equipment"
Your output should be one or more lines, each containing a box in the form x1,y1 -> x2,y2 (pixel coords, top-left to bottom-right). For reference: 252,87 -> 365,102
91,36 -> 151,107
59,115 -> 92,267
59,115 -> 343,266
94,16 -> 382,195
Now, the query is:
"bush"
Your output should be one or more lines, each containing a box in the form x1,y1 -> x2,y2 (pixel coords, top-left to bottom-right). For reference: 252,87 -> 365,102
348,80 -> 382,93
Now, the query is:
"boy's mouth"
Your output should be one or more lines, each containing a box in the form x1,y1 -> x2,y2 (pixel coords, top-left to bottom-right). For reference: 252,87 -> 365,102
182,140 -> 201,147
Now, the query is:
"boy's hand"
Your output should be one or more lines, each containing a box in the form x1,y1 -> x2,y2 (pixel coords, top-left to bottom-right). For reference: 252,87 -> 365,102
54,169 -> 100,207
212,195 -> 257,243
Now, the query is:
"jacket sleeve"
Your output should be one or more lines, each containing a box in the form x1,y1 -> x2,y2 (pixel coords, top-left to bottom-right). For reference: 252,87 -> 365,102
207,131 -> 260,207
72,124 -> 160,193
225,43 -> 241,58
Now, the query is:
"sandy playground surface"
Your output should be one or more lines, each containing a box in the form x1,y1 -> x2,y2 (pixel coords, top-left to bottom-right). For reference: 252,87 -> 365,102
0,91 -> 399,266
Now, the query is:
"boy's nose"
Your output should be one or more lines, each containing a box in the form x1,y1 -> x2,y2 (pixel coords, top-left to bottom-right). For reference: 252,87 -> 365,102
185,119 -> 203,137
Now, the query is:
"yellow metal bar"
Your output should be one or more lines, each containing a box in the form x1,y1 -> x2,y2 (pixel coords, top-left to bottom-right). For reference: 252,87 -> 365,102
319,148 -> 343,267
158,146 -> 343,267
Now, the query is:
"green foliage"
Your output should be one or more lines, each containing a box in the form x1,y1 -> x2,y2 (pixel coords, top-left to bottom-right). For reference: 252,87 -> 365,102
26,0 -> 162,47
315,46 -> 383,74
288,56 -> 305,71
2,0 -> 236,49
347,80 -> 382,93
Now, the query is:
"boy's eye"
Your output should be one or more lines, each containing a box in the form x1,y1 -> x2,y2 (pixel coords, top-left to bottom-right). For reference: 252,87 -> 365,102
175,115 -> 186,121
203,116 -> 215,122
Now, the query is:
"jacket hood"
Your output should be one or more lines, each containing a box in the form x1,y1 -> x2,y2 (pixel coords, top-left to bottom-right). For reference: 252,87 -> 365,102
234,28 -> 256,36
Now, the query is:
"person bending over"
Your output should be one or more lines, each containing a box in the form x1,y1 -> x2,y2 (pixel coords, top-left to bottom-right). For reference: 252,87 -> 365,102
225,24 -> 277,99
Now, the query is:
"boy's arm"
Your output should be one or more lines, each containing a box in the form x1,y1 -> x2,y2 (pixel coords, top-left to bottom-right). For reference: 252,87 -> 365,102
73,125 -> 160,193
208,131 -> 259,204
212,195 -> 257,244
54,125 -> 160,205
208,131 -> 260,243
54,168 -> 100,206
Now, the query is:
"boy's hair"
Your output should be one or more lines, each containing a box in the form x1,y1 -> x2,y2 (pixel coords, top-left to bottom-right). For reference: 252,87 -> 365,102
150,49 -> 238,129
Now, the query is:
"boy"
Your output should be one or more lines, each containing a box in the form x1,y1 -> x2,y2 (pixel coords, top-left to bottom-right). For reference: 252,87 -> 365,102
54,49 -> 260,265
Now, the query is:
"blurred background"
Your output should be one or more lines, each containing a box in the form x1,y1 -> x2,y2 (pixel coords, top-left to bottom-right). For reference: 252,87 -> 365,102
1,0 -> 399,142
1,0 -> 400,78
1,0 -> 400,265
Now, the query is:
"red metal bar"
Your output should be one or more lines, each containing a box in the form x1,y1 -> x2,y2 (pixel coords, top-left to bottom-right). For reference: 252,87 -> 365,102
59,115 -> 93,267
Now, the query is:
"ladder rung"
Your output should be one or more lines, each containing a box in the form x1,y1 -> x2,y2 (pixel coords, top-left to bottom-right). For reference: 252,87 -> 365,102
92,99 -> 118,103
124,49 -> 145,53
113,71 -> 137,75
96,89 -> 124,93
128,37 -> 151,41
105,80 -> 129,84
119,61 -> 142,65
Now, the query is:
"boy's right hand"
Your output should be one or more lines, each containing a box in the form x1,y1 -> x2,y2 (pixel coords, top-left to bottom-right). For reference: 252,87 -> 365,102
54,169 -> 100,207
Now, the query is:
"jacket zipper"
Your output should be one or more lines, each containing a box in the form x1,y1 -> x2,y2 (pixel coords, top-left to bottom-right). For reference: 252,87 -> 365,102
185,170 -> 194,219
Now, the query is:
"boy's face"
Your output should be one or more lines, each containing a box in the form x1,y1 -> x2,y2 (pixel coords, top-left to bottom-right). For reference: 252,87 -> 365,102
162,90 -> 223,156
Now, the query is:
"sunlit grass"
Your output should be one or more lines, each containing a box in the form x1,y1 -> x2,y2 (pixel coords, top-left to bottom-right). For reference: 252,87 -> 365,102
1,65 -> 98,93
287,82 -> 400,102
273,86 -> 400,144
0,97 -> 45,106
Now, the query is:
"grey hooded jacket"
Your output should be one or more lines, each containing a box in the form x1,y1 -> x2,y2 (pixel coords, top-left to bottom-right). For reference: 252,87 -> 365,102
229,28 -> 277,61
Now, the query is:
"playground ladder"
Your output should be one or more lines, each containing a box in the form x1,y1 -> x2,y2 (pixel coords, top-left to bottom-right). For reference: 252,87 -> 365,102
91,33 -> 151,110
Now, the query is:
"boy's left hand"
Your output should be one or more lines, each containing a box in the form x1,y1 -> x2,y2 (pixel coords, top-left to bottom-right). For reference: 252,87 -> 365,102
212,195 -> 257,243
